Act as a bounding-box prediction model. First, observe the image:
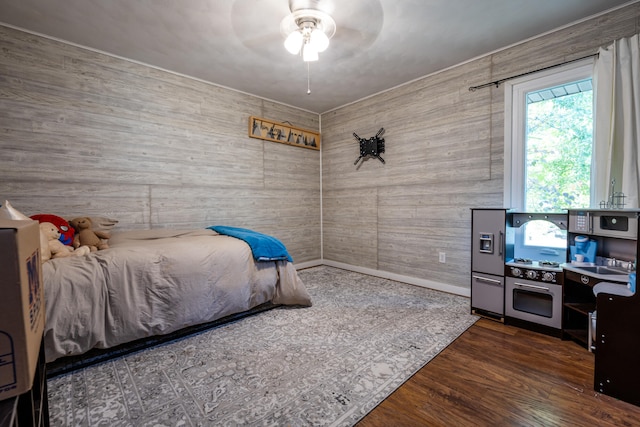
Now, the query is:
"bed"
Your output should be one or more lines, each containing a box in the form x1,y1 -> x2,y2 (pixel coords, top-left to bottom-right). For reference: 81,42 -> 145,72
42,228 -> 312,363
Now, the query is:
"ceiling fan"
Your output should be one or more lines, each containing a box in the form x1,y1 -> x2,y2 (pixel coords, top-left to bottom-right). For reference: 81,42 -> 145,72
230,0 -> 383,63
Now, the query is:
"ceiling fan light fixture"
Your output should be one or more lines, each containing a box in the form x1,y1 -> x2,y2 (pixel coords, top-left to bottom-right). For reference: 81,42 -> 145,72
280,8 -> 335,61
309,28 -> 329,53
302,41 -> 319,62
284,30 -> 303,54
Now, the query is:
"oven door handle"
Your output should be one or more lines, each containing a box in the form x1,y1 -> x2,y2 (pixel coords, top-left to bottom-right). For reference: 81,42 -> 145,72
472,275 -> 502,285
514,282 -> 550,292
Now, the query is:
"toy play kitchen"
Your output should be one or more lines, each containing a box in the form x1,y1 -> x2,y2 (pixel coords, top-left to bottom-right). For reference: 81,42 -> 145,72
471,209 -> 568,335
471,208 -> 640,407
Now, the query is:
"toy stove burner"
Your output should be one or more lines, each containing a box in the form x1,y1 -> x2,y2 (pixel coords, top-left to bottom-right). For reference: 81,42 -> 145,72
514,258 -> 533,264
539,260 -> 560,268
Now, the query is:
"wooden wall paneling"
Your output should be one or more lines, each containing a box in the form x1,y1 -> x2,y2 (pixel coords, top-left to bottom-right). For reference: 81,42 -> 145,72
322,188 -> 378,269
0,36 -> 262,187
0,24 -> 321,263
0,182 -> 151,228
377,181 -> 502,288
490,3 -> 639,81
328,56 -> 490,129
0,28 -> 66,71
568,6 -> 639,53
267,192 -> 321,262
320,132 -> 363,185
149,186 -> 321,262
263,141 -> 320,190
62,58 -> 204,120
252,100 -> 320,132
321,59 -> 497,281
146,188 -> 319,231
322,60 -> 492,192
322,139 -> 387,191
0,97 -> 266,187
489,84 -> 505,182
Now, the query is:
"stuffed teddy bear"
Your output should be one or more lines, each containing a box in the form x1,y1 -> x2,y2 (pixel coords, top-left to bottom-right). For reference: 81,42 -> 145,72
70,216 -> 110,252
39,222 -> 90,262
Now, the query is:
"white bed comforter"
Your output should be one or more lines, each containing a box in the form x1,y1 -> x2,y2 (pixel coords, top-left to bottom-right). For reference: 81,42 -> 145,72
43,229 -> 311,362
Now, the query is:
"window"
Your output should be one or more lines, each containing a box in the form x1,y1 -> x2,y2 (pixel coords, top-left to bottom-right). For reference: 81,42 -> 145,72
504,58 -> 595,213
504,58 -> 595,249
525,79 -> 593,211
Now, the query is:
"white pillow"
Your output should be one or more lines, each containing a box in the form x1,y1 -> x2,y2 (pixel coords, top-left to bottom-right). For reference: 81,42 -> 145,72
66,216 -> 119,232
0,200 -> 32,220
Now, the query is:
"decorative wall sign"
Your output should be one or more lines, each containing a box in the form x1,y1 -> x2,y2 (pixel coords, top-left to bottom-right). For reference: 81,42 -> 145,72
249,116 -> 320,150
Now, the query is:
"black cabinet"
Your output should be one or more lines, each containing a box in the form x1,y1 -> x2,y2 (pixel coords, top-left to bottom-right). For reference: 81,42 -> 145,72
562,269 -> 609,349
595,289 -> 640,406
0,338 -> 49,427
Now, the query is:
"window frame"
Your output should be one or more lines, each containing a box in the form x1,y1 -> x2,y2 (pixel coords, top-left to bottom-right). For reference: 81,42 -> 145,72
503,58 -> 596,210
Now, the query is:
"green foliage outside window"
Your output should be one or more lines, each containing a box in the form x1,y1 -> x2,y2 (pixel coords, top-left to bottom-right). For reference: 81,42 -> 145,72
525,90 -> 593,212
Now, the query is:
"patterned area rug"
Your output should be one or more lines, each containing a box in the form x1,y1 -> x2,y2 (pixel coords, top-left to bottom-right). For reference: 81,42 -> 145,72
47,266 -> 478,426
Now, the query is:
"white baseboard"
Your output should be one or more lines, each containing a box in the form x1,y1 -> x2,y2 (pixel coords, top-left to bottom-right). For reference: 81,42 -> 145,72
320,260 -> 470,298
294,259 -> 324,270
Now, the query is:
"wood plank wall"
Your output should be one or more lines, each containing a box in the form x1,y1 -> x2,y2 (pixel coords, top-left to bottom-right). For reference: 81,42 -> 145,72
0,25 -> 321,263
320,3 -> 640,292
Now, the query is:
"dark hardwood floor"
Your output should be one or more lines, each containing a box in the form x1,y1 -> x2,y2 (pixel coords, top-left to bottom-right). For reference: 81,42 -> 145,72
357,318 -> 640,426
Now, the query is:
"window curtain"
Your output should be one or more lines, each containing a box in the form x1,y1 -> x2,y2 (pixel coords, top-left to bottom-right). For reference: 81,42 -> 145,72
593,34 -> 640,208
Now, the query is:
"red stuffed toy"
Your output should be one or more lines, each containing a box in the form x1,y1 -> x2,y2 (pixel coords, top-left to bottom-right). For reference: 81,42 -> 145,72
30,214 -> 75,246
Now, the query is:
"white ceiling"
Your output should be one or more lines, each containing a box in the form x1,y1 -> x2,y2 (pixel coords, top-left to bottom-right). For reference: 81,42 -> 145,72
0,0 -> 634,113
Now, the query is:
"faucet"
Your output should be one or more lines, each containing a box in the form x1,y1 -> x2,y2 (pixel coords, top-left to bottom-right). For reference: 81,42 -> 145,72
602,257 -> 635,271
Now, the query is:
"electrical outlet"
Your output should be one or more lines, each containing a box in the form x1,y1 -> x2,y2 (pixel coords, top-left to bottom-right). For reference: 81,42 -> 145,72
439,252 -> 446,263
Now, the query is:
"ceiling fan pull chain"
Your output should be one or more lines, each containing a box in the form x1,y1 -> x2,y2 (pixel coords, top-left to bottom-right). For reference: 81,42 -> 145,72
307,62 -> 311,95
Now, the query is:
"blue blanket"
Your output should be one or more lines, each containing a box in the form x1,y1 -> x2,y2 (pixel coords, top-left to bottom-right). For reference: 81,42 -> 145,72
208,225 -> 293,263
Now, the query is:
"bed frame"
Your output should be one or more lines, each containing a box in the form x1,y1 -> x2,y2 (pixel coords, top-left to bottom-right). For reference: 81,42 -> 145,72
46,302 -> 278,378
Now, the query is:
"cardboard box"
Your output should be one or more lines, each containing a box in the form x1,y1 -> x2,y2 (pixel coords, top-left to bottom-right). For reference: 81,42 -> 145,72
0,219 -> 44,400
